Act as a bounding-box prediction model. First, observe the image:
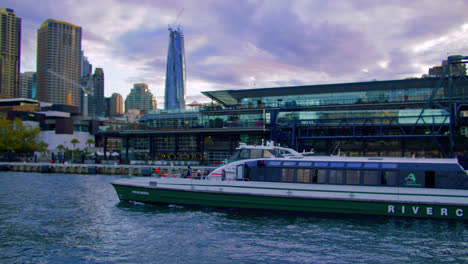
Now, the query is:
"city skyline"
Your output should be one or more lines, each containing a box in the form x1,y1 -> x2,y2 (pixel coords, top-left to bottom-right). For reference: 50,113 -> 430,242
4,0 -> 468,106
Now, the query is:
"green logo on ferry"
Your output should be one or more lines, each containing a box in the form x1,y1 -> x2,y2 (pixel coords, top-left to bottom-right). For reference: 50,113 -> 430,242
404,173 -> 421,187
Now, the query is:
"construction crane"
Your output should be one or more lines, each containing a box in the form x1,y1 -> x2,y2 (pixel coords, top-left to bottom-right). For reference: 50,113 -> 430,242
39,66 -> 92,116
168,8 -> 184,31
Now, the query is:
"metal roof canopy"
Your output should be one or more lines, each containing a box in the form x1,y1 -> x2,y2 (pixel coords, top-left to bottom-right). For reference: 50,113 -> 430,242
201,78 -> 444,107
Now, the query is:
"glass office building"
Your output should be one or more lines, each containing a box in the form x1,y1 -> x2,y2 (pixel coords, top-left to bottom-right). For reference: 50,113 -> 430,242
164,27 -> 186,110
101,75 -> 468,164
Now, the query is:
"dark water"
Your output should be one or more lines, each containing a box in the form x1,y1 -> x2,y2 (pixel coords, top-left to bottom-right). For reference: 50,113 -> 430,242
0,172 -> 467,264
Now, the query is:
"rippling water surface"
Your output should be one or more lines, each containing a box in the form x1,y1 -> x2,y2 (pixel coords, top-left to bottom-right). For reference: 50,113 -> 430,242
0,171 -> 467,263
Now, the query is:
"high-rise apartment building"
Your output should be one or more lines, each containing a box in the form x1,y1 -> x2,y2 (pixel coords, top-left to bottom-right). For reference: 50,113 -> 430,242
0,8 -> 21,98
36,19 -> 82,107
165,27 -> 186,109
125,83 -> 157,114
109,92 -> 124,117
19,71 -> 35,99
87,68 -> 105,117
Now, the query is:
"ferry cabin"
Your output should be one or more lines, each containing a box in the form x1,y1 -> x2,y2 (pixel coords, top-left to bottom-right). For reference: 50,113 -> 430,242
237,157 -> 468,190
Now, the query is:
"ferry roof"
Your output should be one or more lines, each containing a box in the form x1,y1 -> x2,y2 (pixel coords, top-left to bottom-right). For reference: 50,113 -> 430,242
201,77 -> 443,106
283,155 -> 460,164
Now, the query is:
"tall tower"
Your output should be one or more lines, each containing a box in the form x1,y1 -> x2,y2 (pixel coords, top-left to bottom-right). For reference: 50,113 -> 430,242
165,27 -> 186,109
87,68 -> 105,117
36,19 -> 82,107
0,8 -> 21,98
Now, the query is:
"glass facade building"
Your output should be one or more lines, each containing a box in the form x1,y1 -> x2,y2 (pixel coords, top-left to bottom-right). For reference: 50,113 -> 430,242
87,68 -> 105,117
165,27 -> 186,110
100,74 -> 468,164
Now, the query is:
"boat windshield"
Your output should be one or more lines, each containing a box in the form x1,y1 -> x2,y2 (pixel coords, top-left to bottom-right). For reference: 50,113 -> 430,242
228,148 -> 277,161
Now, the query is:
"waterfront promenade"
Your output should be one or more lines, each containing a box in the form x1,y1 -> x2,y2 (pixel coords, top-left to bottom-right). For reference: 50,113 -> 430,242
1,162 -> 215,177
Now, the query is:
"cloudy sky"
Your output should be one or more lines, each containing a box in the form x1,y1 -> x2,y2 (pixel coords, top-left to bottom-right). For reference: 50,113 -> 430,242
6,0 -> 468,106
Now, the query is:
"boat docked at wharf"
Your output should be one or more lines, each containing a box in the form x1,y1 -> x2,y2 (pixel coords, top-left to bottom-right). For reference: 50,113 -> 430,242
111,142 -> 468,220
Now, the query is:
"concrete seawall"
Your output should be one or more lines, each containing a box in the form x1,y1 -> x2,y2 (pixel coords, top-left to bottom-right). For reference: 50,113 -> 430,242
0,163 -> 215,177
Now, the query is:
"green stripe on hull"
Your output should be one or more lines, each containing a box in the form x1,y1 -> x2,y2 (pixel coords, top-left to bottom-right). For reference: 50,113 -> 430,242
112,184 -> 468,220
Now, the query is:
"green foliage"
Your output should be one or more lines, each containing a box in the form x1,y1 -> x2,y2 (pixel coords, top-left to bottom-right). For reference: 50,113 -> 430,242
85,138 -> 95,149
70,138 -> 79,150
0,118 -> 48,156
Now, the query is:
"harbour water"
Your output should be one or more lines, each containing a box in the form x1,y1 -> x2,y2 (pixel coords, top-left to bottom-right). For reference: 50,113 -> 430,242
0,172 -> 467,264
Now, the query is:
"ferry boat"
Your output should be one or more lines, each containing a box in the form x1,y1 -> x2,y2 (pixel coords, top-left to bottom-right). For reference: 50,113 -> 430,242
111,143 -> 468,220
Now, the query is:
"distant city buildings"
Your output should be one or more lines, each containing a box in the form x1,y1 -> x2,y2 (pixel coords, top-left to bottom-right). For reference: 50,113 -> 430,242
87,68 -> 105,117
0,8 -> 21,98
19,72 -> 35,99
428,55 -> 467,77
165,27 -> 186,110
36,19 -> 82,108
109,93 -> 124,117
125,83 -> 157,114
81,52 -> 92,77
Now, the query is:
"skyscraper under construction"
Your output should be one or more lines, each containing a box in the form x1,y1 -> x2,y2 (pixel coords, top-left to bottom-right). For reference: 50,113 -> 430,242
36,19 -> 82,107
165,27 -> 186,110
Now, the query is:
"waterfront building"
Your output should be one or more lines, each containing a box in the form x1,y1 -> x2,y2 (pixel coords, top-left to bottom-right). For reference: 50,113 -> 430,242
109,93 -> 124,117
165,27 -> 186,110
125,83 -> 157,114
99,59 -> 468,164
87,68 -> 105,117
0,8 -> 21,98
19,72 -> 35,99
36,19 -> 82,108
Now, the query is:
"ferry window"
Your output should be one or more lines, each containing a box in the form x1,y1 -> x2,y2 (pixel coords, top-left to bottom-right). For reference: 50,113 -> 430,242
250,149 -> 263,159
329,170 -> 344,184
297,169 -> 304,183
281,168 -> 295,182
303,169 -> 311,183
287,169 -> 295,182
317,169 -> 327,183
346,171 -> 360,185
364,163 -> 379,169
331,163 -> 345,168
257,168 -> 265,181
266,161 -> 282,166
263,150 -> 275,158
271,168 -> 281,182
315,162 -> 328,167
382,171 -> 398,186
382,163 -> 397,169
298,162 -> 312,167
347,163 -> 362,168
425,171 -> 435,188
239,150 -> 250,159
297,169 -> 311,183
362,171 -> 380,185
283,161 -> 296,167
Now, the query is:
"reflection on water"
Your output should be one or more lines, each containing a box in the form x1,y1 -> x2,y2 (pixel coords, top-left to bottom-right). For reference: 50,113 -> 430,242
0,172 -> 467,264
